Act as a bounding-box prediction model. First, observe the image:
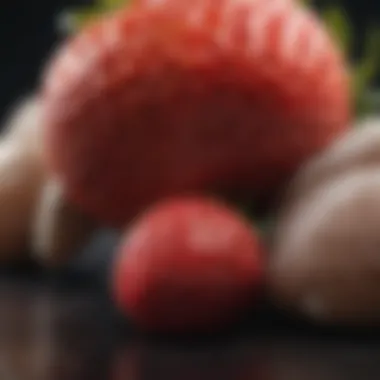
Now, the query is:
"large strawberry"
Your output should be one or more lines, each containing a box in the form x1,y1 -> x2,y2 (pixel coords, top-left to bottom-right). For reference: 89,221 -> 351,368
41,0 -> 351,227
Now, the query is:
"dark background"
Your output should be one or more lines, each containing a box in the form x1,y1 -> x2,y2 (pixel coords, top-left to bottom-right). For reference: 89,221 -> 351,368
0,0 -> 379,121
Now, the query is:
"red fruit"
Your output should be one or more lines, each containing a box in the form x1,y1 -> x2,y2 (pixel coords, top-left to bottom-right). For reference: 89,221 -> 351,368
112,197 -> 264,333
41,0 -> 351,227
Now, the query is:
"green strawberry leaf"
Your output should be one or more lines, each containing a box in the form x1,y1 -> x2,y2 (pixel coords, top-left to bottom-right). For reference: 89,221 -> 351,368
352,27 -> 380,97
58,8 -> 104,34
352,26 -> 380,114
59,0 -> 130,34
99,0 -> 129,11
321,6 -> 351,56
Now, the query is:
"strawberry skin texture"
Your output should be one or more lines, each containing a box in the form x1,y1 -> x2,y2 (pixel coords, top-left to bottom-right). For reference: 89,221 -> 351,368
112,197 -> 264,333
41,0 -> 351,227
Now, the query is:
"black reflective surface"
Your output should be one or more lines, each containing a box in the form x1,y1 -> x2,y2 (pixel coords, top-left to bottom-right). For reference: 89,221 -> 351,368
1,271 -> 380,380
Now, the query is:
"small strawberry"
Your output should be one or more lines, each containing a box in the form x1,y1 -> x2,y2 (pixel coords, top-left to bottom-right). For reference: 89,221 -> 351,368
112,197 -> 264,333
41,0 -> 351,227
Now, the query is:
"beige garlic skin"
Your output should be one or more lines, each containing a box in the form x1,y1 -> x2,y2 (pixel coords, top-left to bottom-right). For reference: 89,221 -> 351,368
0,96 -> 46,262
32,179 -> 97,267
269,168 -> 380,325
283,118 -> 380,207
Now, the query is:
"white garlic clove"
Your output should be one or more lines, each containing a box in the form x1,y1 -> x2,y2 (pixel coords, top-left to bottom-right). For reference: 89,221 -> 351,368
270,168 -> 380,325
3,95 -> 44,156
0,147 -> 45,261
0,95 -> 46,262
32,179 -> 97,267
283,117 -> 380,208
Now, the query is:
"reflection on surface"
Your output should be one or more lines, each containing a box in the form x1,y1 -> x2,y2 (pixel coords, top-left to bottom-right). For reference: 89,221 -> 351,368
111,343 -> 266,380
1,278 -> 380,380
0,282 -> 114,380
